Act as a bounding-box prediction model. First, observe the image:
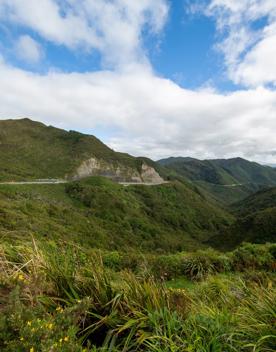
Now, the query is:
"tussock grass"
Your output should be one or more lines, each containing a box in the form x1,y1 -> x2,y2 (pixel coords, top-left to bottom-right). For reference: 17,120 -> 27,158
0,240 -> 275,351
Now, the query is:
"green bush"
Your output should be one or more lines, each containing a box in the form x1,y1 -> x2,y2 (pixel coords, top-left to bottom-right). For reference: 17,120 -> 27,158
230,243 -> 275,271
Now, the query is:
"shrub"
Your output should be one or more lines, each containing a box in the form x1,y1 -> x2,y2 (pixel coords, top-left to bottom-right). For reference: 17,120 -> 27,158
230,243 -> 275,271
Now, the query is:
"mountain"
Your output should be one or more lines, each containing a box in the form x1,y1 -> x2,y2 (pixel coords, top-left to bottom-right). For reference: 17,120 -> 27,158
0,177 -> 233,252
159,156 -> 276,185
232,186 -> 276,217
159,156 -> 276,204
209,186 -> 276,249
0,118 -> 164,183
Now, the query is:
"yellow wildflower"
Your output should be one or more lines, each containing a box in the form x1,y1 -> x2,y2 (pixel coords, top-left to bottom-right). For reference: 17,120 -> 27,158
59,338 -> 63,343
27,321 -> 32,326
64,336 -> 69,342
30,348 -> 35,352
47,323 -> 53,330
20,337 -> 24,341
18,274 -> 24,281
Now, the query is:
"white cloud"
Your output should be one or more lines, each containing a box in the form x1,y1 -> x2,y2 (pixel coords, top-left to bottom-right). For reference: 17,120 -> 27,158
206,0 -> 276,87
15,35 -> 43,63
1,60 -> 276,163
0,0 -> 169,67
0,0 -> 275,163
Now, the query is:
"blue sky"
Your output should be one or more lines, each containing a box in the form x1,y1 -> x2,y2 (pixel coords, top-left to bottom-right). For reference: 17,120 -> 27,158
0,0 -> 236,90
149,1 -> 224,89
0,0 -> 276,162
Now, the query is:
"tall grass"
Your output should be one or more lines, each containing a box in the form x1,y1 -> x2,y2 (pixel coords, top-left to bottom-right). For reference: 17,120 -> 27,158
0,240 -> 275,351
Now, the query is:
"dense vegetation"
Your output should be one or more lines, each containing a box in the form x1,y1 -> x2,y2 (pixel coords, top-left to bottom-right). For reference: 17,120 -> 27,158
210,187 -> 276,249
1,240 -> 275,351
0,178 -> 233,252
159,157 -> 276,204
232,186 -> 276,217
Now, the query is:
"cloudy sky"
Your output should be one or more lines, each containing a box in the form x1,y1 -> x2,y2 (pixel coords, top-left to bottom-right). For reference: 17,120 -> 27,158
0,0 -> 276,162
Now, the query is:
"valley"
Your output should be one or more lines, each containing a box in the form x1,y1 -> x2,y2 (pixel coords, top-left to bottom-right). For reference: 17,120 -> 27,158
0,118 -> 275,352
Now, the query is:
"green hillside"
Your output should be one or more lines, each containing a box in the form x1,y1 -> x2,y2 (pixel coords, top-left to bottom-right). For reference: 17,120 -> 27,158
0,177 -> 233,252
0,118 -> 162,181
159,156 -> 276,204
210,187 -> 276,249
159,156 -> 276,186
159,157 -> 237,184
232,186 -> 276,217
195,181 -> 263,205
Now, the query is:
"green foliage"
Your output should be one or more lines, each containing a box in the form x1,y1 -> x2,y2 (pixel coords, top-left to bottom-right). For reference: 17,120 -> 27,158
230,242 -> 275,271
232,186 -> 276,217
0,178 -> 233,252
0,241 -> 275,351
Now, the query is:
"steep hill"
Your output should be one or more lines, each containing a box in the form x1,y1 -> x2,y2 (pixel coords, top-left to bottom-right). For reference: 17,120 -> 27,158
232,186 -> 276,217
0,118 -> 164,183
0,178 -> 233,252
159,157 -> 276,204
209,187 -> 276,249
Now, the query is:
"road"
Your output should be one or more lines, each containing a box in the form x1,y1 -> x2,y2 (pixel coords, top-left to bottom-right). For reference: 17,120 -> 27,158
119,181 -> 170,186
0,179 -> 67,185
0,179 -> 169,186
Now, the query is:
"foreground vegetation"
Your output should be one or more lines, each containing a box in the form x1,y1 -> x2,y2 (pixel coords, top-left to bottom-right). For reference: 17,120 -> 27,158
1,240 -> 275,351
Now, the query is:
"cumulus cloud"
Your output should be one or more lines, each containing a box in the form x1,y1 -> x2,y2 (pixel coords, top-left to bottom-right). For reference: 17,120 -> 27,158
206,0 -> 276,87
1,60 -> 276,162
0,0 -> 168,67
15,35 -> 43,63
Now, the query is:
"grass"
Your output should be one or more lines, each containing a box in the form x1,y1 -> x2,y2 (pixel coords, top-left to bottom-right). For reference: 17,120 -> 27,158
0,240 -> 275,351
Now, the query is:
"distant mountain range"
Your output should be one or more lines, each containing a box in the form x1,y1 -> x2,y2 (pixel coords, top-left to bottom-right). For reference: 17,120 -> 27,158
158,156 -> 276,204
159,156 -> 276,185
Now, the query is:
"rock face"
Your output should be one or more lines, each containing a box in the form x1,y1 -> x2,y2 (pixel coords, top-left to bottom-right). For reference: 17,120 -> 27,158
140,163 -> 164,183
71,157 -> 164,183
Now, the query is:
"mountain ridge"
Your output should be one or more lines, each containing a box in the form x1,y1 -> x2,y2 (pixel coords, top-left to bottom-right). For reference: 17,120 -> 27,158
0,118 -> 164,183
159,156 -> 276,204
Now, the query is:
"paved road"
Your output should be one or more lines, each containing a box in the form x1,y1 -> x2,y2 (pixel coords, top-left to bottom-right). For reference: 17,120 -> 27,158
0,179 -> 169,186
0,180 -> 67,185
119,181 -> 170,186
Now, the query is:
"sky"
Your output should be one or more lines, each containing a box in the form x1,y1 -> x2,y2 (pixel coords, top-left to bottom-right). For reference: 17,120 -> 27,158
0,0 -> 276,162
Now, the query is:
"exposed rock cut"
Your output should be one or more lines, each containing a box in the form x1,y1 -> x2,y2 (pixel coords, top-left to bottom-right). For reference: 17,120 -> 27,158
72,157 -> 164,183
